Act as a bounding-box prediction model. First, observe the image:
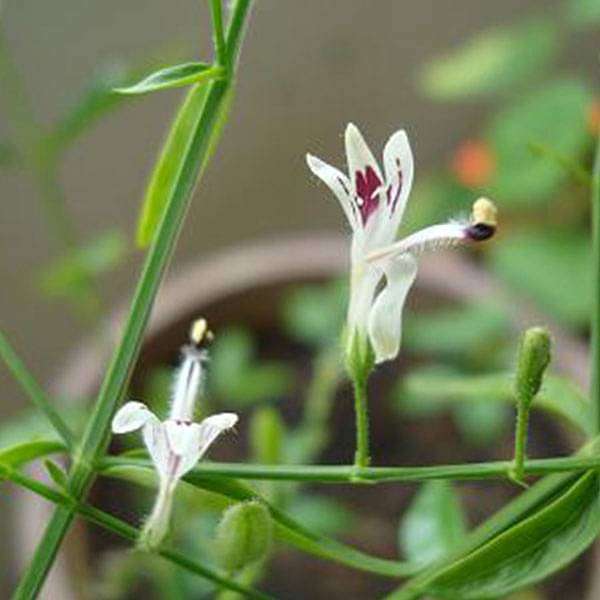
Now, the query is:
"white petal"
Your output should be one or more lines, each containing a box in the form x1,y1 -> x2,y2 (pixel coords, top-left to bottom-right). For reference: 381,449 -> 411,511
345,123 -> 383,185
164,420 -> 204,478
306,153 -> 358,229
368,255 -> 418,364
111,401 -> 156,434
142,420 -> 170,479
383,129 -> 414,225
347,263 -> 381,335
197,412 -> 238,459
368,222 -> 469,263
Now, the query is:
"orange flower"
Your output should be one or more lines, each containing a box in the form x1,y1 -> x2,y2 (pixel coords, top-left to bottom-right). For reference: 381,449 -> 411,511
451,139 -> 495,188
587,100 -> 600,136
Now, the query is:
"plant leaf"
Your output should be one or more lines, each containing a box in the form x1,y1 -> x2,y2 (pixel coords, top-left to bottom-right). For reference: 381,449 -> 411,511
397,367 -> 591,436
567,0 -> 600,27
114,62 -> 225,95
43,459 -> 68,489
135,84 -> 208,247
419,19 -> 559,100
486,79 -> 593,205
453,402 -> 509,448
101,464 -> 418,578
210,328 -> 293,407
423,471 -> 600,599
0,440 -> 65,471
489,229 -> 592,326
38,230 -> 127,307
399,481 -> 467,566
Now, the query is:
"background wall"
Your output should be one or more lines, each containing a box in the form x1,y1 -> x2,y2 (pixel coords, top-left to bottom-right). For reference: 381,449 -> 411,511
0,0 -> 596,592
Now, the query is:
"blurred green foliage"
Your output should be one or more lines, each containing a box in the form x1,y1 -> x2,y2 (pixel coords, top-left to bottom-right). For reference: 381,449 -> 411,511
419,19 -> 559,100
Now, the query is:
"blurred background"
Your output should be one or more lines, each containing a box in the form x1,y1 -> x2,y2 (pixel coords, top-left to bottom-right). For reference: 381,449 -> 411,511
1,0 -> 599,597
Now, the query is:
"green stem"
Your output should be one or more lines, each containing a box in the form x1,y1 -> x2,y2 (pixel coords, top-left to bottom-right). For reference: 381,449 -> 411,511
1,466 -> 273,600
210,0 -> 228,67
511,403 -> 530,484
591,134 -> 600,435
0,331 -> 74,448
12,3 -> 252,598
352,375 -> 370,469
98,450 -> 600,484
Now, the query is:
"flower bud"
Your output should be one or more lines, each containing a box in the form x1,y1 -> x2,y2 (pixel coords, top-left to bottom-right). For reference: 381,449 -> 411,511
514,327 -> 552,407
249,406 -> 284,464
215,501 -> 273,572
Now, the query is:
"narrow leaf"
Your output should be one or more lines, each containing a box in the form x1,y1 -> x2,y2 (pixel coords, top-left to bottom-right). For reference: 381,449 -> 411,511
43,459 -> 68,489
136,82 -> 234,247
0,440 -> 64,470
398,367 -> 591,437
100,464 -> 418,578
399,481 -> 466,566
0,331 -> 74,447
114,62 -> 224,95
424,472 -> 600,599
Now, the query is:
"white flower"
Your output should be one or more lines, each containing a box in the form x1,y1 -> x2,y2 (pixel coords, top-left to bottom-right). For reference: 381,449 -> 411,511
111,319 -> 238,549
306,123 -> 496,365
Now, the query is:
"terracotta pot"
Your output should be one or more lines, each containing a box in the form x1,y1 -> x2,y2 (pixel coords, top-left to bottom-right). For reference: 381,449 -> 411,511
12,232 -> 592,598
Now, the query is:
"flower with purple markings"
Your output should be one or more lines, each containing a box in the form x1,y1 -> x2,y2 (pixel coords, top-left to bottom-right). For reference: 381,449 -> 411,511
306,123 -> 496,365
111,319 -> 237,549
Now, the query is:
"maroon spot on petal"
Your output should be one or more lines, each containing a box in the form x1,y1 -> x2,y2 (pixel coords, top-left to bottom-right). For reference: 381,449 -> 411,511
355,166 -> 382,225
386,158 -> 403,213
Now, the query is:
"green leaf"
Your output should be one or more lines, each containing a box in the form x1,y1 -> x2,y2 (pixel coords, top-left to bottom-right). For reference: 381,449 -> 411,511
136,81 -> 234,247
453,402 -> 509,448
397,367 -> 591,436
281,280 -> 347,347
114,62 -> 225,95
567,0 -> 600,27
0,406 -> 85,449
38,230 -> 127,300
287,495 -> 355,537
50,61 -> 149,152
489,229 -> 592,326
0,440 -> 65,470
419,19 -> 559,100
399,481 -> 467,567
210,328 -> 293,407
101,464 -> 417,578
43,459 -> 68,490
423,471 -> 600,599
404,303 -> 510,361
487,79 -> 593,205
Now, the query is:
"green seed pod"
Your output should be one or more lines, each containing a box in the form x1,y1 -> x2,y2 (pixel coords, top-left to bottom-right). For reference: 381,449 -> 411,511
249,406 -> 284,464
514,327 -> 552,407
215,501 -> 273,572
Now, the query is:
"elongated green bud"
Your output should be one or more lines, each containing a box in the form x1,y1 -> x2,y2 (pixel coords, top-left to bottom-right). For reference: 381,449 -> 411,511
249,406 -> 284,464
215,501 -> 272,572
514,327 -> 552,407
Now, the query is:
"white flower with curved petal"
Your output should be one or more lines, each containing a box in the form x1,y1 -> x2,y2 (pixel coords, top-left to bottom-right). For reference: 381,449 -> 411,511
307,123 -> 496,364
111,324 -> 238,549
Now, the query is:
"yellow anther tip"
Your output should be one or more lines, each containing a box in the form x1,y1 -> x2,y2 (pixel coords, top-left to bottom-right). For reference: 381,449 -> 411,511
472,197 -> 498,227
190,318 -> 212,345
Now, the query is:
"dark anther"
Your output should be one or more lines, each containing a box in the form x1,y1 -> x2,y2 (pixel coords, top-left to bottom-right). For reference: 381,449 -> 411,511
467,222 -> 496,241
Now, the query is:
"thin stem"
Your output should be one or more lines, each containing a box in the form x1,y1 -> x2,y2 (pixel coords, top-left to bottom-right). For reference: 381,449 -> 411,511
591,133 -> 600,435
210,0 -> 228,67
0,331 -> 74,448
511,403 -> 530,484
1,466 -> 273,600
12,4 -> 253,597
352,375 -> 370,469
98,451 -> 600,485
